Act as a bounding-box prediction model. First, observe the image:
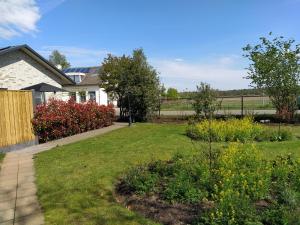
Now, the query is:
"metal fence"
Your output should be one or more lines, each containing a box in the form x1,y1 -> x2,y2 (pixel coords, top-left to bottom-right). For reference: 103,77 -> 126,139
159,95 -> 275,116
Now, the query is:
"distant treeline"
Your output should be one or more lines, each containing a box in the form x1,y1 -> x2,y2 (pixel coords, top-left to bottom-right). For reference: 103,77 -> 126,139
179,88 -> 264,98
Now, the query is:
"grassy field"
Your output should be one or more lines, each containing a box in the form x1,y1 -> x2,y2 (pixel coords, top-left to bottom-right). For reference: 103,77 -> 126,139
35,123 -> 300,225
160,96 -> 273,111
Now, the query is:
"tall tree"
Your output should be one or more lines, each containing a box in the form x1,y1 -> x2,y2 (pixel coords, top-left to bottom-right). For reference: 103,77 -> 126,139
99,49 -> 160,121
49,50 -> 70,69
243,33 -> 300,120
166,87 -> 179,99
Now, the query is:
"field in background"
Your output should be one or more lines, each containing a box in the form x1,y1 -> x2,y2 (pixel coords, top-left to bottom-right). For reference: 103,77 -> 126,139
160,96 -> 273,111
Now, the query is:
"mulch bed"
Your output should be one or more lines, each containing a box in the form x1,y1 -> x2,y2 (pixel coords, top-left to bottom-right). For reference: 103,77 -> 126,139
114,181 -> 213,225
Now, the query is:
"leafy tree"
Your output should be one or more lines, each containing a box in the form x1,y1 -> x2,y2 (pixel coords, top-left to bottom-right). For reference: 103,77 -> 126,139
166,87 -> 179,99
243,33 -> 300,120
49,50 -> 70,69
193,82 -> 220,118
99,49 -> 160,121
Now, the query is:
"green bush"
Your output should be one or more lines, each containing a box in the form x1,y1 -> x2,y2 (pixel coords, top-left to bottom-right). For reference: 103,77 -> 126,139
186,117 -> 293,142
121,155 -> 210,203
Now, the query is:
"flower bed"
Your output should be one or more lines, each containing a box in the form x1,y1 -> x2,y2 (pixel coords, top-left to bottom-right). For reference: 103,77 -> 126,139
32,98 -> 115,142
186,117 -> 292,142
116,144 -> 300,225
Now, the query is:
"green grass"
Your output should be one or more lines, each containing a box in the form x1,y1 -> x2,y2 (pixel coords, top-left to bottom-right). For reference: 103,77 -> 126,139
35,123 -> 300,225
0,153 -> 5,167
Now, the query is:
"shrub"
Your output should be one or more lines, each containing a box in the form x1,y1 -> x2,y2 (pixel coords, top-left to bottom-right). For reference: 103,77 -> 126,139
118,144 -> 300,225
120,155 -> 210,204
186,117 -> 293,142
32,98 -> 115,142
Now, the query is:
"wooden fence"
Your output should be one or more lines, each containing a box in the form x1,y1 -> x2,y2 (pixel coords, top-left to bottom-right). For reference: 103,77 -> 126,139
0,90 -> 35,150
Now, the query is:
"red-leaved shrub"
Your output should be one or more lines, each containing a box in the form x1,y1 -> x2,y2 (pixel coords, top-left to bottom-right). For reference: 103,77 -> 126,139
32,98 -> 115,142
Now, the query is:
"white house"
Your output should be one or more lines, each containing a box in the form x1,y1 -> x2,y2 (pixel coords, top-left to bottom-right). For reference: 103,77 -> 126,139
0,45 -> 110,106
0,44 -> 75,104
63,67 -> 108,105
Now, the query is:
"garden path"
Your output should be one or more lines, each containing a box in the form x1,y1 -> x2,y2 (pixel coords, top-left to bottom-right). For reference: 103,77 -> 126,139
0,123 -> 127,225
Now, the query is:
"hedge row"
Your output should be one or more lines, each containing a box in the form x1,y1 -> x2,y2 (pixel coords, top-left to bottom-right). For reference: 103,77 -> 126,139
32,99 -> 115,142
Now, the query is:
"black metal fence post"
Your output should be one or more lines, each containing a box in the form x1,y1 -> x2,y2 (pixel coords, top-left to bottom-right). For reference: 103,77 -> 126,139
241,95 -> 244,117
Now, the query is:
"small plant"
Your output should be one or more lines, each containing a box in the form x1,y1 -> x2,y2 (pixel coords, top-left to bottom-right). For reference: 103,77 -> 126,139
187,117 -> 293,143
192,82 -> 221,119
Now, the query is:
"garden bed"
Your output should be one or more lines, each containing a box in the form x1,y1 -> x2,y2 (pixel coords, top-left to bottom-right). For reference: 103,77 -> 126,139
115,145 -> 300,225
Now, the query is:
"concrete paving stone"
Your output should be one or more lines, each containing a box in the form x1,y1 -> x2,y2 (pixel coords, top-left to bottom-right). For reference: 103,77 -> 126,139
14,202 -> 42,219
0,219 -> 13,225
16,195 -> 38,208
0,208 -> 14,223
14,212 -> 44,225
18,172 -> 34,177
0,199 -> 15,211
0,183 -> 17,190
18,176 -> 35,184
0,175 -> 17,183
17,182 -> 35,191
17,187 -> 37,198
0,178 -> 17,186
0,193 -> 15,202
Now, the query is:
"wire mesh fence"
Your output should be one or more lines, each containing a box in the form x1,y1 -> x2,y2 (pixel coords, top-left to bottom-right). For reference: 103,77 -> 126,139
159,95 -> 275,116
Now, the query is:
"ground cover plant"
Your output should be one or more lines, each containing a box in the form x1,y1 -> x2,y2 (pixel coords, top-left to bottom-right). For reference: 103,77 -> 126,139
117,144 -> 300,224
34,124 -> 300,225
32,98 -> 115,142
186,117 -> 293,142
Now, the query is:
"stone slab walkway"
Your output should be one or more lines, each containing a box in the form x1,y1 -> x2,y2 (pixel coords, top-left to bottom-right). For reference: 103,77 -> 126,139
0,123 -> 127,225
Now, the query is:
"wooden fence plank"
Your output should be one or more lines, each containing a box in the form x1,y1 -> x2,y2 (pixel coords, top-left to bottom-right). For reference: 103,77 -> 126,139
0,90 -> 35,148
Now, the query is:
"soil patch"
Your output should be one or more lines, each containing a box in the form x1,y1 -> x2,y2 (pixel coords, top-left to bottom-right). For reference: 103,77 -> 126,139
115,181 -> 213,225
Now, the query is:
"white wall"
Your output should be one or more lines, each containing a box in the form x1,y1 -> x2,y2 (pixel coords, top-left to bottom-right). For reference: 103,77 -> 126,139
63,85 -> 108,105
0,50 -> 63,90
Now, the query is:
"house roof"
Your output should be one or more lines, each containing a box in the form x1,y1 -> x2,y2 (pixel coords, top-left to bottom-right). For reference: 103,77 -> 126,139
63,66 -> 100,74
21,82 -> 68,92
77,74 -> 100,86
0,45 -> 75,85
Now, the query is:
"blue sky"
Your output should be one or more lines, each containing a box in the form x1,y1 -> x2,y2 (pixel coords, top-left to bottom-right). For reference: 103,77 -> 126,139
1,0 -> 300,90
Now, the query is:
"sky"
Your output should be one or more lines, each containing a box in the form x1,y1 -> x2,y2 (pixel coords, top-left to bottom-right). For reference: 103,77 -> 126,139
1,0 -> 300,91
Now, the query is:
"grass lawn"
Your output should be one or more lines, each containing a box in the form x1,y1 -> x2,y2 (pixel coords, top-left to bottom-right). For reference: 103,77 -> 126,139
35,123 -> 300,225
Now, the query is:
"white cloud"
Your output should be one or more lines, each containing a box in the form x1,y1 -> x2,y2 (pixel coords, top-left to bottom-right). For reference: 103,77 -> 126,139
0,0 -> 41,39
151,56 -> 250,91
39,46 -> 111,67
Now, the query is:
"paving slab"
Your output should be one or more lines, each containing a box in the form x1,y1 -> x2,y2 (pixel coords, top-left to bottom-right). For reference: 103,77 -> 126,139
0,123 -> 127,224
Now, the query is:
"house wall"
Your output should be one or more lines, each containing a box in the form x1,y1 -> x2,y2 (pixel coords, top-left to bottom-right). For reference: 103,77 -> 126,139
63,85 -> 108,105
0,50 -> 63,90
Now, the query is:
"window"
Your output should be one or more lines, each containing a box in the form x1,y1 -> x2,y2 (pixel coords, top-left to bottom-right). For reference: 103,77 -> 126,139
79,91 -> 86,102
88,91 -> 96,101
34,91 -> 45,105
69,75 -> 81,83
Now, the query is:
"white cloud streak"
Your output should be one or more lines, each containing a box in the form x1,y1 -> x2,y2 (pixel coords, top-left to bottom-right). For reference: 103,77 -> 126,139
39,46 -> 111,67
0,0 -> 41,39
151,57 -> 250,90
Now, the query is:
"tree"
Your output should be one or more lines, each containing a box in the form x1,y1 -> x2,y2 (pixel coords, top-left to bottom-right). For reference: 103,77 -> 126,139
99,49 -> 160,121
166,87 -> 179,99
192,82 -> 220,118
49,50 -> 70,69
243,33 -> 300,120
